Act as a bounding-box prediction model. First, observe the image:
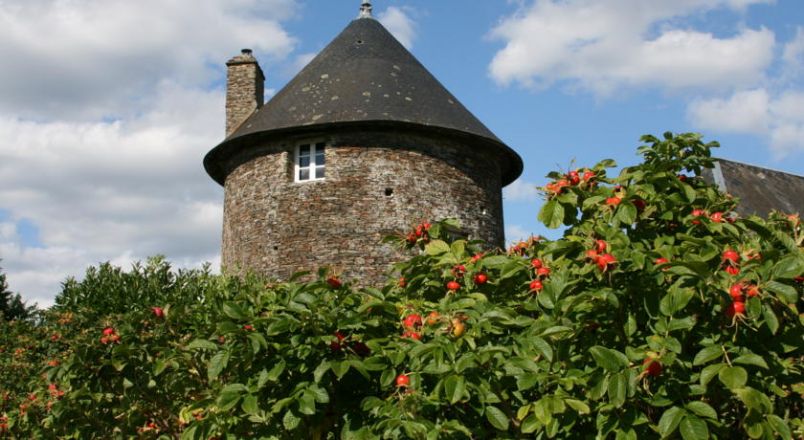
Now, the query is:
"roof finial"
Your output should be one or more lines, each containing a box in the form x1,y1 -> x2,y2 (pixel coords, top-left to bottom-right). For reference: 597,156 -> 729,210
358,1 -> 373,19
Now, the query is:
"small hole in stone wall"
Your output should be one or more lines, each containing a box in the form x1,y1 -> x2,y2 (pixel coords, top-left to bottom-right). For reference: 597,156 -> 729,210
384,188 -> 393,196
356,39 -> 364,45
273,246 -> 279,251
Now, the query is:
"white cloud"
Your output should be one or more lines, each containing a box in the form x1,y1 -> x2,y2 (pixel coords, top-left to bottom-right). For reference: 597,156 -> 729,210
688,88 -> 804,157
0,0 -> 299,306
505,224 -> 532,246
782,26 -> 804,80
378,6 -> 416,49
503,179 -> 541,202
0,0 -> 297,121
0,84 -> 224,302
688,89 -> 770,134
489,0 -> 774,95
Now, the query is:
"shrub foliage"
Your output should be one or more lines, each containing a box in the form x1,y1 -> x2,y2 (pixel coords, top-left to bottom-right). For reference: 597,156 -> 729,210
0,133 -> 802,439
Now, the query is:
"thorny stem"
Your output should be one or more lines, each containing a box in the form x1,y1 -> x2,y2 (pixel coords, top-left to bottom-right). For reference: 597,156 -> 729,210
721,345 -> 732,367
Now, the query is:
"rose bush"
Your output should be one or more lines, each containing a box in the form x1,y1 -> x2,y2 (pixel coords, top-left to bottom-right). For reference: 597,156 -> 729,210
0,132 -> 801,439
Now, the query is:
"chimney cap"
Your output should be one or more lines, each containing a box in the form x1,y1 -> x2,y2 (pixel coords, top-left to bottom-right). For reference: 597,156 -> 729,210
358,1 -> 372,19
241,48 -> 253,55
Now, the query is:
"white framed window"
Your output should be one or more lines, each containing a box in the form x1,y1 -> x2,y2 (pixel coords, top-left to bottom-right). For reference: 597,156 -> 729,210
295,142 -> 326,182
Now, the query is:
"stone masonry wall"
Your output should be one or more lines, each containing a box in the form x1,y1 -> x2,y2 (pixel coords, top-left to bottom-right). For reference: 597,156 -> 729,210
225,50 -> 264,137
220,129 -> 504,285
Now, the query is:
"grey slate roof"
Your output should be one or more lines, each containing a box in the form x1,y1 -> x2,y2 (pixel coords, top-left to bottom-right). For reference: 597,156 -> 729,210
205,17 -> 522,185
701,158 -> 804,217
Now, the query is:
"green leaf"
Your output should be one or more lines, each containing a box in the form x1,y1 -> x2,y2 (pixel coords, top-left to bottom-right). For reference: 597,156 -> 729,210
772,255 -> 803,278
660,287 -> 695,316
679,415 -> 709,440
517,374 -> 540,391
700,363 -> 725,386
180,425 -> 198,440
485,406 -> 510,431
531,337 -> 554,362
681,183 -> 697,204
450,240 -> 466,258
735,387 -> 773,413
481,255 -> 511,269
718,366 -> 747,389
733,354 -> 769,370
207,351 -> 230,381
185,339 -> 219,351
596,158 -> 617,168
283,409 -> 300,431
590,346 -> 628,372
217,384 -> 246,411
667,316 -> 696,332
298,391 -> 316,415
582,196 -> 605,212
658,407 -> 686,437
763,305 -> 779,335
539,200 -> 565,229
625,314 -> 637,337
425,240 -> 450,256
516,404 -> 531,421
241,394 -> 258,415
265,317 -> 293,336
520,414 -> 540,434
331,360 -> 350,379
766,415 -> 792,440
607,372 -> 627,408
693,345 -> 722,366
540,325 -> 574,337
444,375 -> 466,404
764,281 -> 798,304
247,333 -> 267,354
266,359 -> 286,382
564,399 -> 590,415
685,401 -> 717,420
616,202 -> 637,225
154,358 -> 169,376
532,399 -> 552,425
257,369 -> 269,389
222,301 -> 248,320
589,375 -> 608,401
309,385 -> 329,404
772,230 -> 800,254
313,361 -> 330,383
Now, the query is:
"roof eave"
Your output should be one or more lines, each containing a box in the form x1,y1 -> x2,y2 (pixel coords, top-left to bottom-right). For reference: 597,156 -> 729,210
204,121 -> 523,187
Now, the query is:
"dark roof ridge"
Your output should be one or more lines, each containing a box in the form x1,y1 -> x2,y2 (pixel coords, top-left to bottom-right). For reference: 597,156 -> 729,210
713,157 -> 804,179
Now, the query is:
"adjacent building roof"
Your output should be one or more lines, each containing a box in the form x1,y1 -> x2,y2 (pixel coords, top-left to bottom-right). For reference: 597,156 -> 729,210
701,158 -> 804,217
205,15 -> 522,185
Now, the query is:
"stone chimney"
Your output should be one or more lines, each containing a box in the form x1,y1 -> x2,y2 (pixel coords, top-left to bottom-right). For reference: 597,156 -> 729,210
225,49 -> 265,137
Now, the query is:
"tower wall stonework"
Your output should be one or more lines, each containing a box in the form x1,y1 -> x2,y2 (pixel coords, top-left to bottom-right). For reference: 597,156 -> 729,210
220,130 -> 504,284
225,50 -> 264,137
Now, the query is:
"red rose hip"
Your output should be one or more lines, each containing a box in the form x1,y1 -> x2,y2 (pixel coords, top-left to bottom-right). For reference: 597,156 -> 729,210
395,373 -> 410,388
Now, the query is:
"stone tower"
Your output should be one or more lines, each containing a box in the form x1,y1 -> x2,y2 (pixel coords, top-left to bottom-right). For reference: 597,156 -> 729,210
204,3 -> 522,284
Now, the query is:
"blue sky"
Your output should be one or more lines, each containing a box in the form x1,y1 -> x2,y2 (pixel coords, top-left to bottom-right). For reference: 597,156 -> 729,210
0,0 -> 802,307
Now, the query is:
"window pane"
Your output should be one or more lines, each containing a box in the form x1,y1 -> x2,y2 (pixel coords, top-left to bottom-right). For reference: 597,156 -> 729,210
315,166 -> 325,179
300,156 -> 310,167
299,168 -> 310,181
315,144 -> 325,165
299,144 -> 310,156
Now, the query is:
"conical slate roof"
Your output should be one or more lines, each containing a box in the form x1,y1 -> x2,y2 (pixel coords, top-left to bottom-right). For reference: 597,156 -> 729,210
205,16 -> 522,185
